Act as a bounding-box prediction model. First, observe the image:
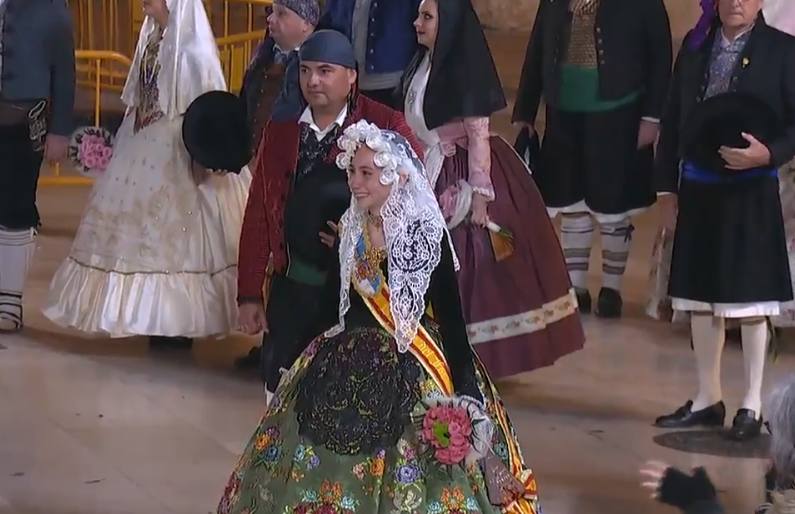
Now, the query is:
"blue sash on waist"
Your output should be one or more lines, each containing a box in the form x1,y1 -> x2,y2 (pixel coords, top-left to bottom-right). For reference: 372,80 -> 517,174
682,161 -> 778,184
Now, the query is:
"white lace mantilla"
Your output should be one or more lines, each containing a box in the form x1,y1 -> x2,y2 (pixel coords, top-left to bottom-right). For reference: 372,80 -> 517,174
327,121 -> 457,352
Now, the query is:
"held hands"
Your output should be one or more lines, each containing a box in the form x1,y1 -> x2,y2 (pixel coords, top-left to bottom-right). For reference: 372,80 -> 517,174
719,132 -> 772,170
470,193 -> 490,228
44,134 -> 69,163
319,221 -> 339,248
238,302 -> 267,335
637,119 -> 660,149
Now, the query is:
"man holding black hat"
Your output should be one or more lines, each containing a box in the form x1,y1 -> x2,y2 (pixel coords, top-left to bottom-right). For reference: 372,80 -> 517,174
0,0 -> 75,333
239,0 -> 318,155
654,0 -> 795,441
236,29 -> 422,398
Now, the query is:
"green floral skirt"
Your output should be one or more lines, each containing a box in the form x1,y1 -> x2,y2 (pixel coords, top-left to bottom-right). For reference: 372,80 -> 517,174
218,327 -> 540,514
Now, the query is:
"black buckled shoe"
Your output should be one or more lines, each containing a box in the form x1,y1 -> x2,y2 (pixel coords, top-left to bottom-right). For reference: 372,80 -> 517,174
595,287 -> 622,318
575,288 -> 592,314
655,400 -> 726,428
727,409 -> 763,441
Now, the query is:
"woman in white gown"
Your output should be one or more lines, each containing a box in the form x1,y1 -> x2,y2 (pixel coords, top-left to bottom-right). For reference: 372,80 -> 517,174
43,0 -> 250,344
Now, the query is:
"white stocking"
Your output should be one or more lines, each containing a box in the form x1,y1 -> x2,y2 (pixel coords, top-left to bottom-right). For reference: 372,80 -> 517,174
0,227 -> 36,330
691,313 -> 726,411
740,318 -> 768,418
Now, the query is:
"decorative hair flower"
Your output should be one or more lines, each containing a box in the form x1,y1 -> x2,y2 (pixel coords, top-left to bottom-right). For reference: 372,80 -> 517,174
336,120 -> 420,186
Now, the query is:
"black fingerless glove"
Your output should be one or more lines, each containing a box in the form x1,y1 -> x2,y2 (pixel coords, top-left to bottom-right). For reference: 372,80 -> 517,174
658,467 -> 717,509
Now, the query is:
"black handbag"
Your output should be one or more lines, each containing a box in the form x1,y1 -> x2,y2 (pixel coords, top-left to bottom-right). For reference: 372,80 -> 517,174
513,126 -> 541,173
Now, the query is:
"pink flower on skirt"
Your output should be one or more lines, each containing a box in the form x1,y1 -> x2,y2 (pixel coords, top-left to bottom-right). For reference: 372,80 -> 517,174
421,405 -> 473,466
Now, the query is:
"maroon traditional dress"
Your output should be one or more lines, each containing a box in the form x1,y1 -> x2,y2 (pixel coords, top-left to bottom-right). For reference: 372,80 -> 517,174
404,52 -> 584,378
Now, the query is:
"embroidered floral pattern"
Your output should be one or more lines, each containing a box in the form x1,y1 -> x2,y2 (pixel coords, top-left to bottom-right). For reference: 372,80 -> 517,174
291,443 -> 322,481
427,488 -> 480,514
254,426 -> 284,471
387,438 -> 425,513
290,481 -> 359,514
216,320 -> 540,514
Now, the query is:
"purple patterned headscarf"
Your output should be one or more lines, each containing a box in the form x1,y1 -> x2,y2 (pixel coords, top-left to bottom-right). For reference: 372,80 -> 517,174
688,0 -> 718,50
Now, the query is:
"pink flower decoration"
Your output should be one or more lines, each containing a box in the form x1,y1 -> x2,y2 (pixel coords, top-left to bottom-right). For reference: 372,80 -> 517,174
69,127 -> 115,176
421,405 -> 473,466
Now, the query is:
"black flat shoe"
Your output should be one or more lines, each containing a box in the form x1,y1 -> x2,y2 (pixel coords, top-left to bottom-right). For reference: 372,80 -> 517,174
655,400 -> 726,428
575,287 -> 591,314
595,287 -> 622,318
727,409 -> 763,441
149,336 -> 193,350
235,346 -> 262,370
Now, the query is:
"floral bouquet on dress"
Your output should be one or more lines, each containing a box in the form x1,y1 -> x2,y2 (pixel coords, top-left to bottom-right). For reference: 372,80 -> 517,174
417,396 -> 493,468
417,395 -> 525,505
68,126 -> 114,177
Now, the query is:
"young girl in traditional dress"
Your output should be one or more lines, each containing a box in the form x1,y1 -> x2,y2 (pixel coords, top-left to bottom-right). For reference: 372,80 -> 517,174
399,0 -> 584,378
217,121 -> 540,514
43,0 -> 250,344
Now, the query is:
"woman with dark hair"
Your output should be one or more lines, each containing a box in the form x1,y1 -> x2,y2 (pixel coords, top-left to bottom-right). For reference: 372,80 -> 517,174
399,0 -> 584,379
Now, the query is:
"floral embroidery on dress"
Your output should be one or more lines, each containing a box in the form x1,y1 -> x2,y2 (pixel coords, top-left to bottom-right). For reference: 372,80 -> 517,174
291,444 -> 321,481
290,481 -> 360,514
351,449 -> 386,495
254,426 -> 284,471
218,472 -> 243,514
389,438 -> 426,513
427,487 -> 481,514
352,449 -> 386,481
135,29 -> 165,132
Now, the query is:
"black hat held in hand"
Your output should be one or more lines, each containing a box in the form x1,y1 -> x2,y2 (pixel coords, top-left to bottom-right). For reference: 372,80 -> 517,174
182,90 -> 250,174
683,92 -> 781,174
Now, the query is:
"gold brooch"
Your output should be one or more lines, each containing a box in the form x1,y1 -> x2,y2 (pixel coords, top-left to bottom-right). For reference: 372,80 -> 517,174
742,57 -> 750,68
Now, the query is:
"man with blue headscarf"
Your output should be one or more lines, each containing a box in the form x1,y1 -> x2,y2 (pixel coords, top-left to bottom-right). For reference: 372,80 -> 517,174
236,30 -> 422,398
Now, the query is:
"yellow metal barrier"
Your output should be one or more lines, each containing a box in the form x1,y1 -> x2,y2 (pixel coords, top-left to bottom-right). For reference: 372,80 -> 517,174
214,0 -> 272,38
49,2 -> 271,187
217,30 -> 268,92
40,51 -> 133,187
70,1 -> 271,57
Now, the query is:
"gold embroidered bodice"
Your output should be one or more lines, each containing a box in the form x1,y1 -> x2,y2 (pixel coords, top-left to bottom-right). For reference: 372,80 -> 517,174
135,29 -> 165,132
565,0 -> 600,67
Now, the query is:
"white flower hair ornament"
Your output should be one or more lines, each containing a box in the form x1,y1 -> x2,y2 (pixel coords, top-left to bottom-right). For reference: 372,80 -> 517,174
329,120 -> 459,354
335,120 -> 423,187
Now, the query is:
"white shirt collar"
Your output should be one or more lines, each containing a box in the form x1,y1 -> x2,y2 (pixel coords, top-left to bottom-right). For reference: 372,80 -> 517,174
299,105 -> 349,141
275,43 -> 301,54
720,24 -> 755,47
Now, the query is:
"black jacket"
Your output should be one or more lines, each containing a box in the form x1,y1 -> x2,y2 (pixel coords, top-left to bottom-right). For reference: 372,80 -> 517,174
512,0 -> 672,124
655,19 -> 795,193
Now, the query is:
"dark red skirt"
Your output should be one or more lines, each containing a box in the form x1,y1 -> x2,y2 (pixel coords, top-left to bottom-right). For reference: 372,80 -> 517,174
436,136 -> 585,378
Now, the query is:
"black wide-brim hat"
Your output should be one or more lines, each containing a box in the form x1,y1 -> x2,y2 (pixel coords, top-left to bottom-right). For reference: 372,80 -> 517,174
182,90 -> 250,174
683,91 -> 781,173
